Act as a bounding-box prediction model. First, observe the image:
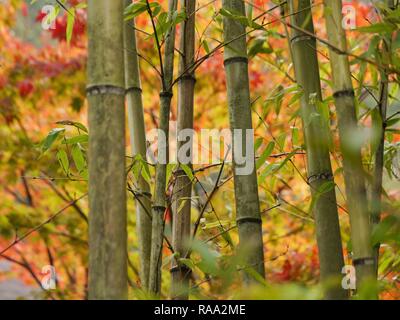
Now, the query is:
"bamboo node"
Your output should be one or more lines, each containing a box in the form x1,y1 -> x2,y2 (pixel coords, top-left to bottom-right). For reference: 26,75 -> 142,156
135,190 -> 152,198
224,56 -> 248,67
152,205 -> 166,212
236,217 -> 262,225
353,257 -> 375,266
307,172 -> 333,184
86,85 -> 125,96
126,86 -> 142,94
173,168 -> 188,175
290,34 -> 313,44
179,74 -> 196,83
159,91 -> 173,98
170,265 -> 191,273
142,191 -> 152,198
333,89 -> 354,99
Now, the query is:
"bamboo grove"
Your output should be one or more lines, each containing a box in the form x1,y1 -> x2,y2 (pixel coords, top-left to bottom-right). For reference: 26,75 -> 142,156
84,0 -> 399,299
1,0 -> 400,300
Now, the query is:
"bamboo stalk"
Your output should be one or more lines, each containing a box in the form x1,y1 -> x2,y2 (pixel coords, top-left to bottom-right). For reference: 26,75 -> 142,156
87,0 -> 127,299
222,0 -> 265,281
148,0 -> 178,296
170,0 -> 196,300
370,0 -> 395,276
123,0 -> 152,291
324,0 -> 376,294
287,0 -> 346,299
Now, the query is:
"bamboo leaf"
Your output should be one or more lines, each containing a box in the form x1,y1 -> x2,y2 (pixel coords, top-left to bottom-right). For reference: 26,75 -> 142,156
254,137 -> 263,151
66,7 -> 75,45
180,163 -> 194,181
256,141 -> 275,169
57,149 -> 69,176
177,198 -> 188,214
357,22 -> 396,34
40,128 -> 65,153
56,120 -> 88,133
62,134 -> 89,145
179,258 -> 196,270
72,144 -> 86,174
248,37 -> 273,58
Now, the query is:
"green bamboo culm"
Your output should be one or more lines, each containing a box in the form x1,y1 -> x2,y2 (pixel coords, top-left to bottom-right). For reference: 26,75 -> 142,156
324,0 -> 376,296
123,0 -> 152,291
149,0 -> 178,296
222,0 -> 265,280
287,0 -> 346,299
87,0 -> 127,299
370,0 -> 394,276
170,0 -> 196,300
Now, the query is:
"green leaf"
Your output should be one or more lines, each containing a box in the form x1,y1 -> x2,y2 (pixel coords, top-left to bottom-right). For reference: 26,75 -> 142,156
357,22 -> 396,34
276,132 -> 286,150
256,141 -> 275,169
162,252 -> 178,268
56,120 -> 88,133
139,156 -> 151,184
75,3 -> 87,9
308,181 -> 335,213
254,137 -> 264,152
258,163 -> 280,184
271,149 -> 299,174
152,2 -> 162,17
292,127 -> 299,146
124,0 -> 160,19
386,117 -> 400,128
180,163 -> 194,181
202,219 -> 232,230
192,241 -> 220,276
243,267 -> 268,286
202,39 -> 210,54
66,7 -> 75,45
40,128 -> 65,153
62,134 -> 88,145
124,1 -> 148,18
72,144 -> 86,174
166,163 -> 176,187
179,258 -> 196,270
57,149 -> 69,176
248,37 -> 273,58
288,91 -> 303,107
155,11 -> 169,38
218,225 -> 234,249
219,8 -> 249,27
177,198 -> 188,214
